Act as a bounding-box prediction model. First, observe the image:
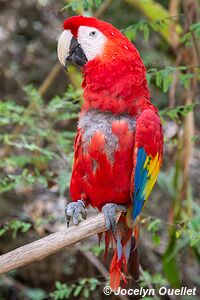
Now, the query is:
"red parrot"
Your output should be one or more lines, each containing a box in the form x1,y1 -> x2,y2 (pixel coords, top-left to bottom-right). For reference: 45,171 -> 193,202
57,16 -> 163,290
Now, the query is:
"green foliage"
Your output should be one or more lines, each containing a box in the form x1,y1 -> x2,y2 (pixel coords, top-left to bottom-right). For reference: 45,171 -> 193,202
0,101 -> 25,126
0,3 -> 200,298
140,270 -> 168,300
162,201 -> 200,287
123,20 -> 151,42
122,18 -> 199,97
148,219 -> 161,246
147,66 -> 197,93
122,14 -> 183,45
47,85 -> 81,116
62,0 -> 103,12
50,282 -> 73,300
167,203 -> 200,259
140,270 -> 168,288
26,288 -> 47,300
123,18 -> 170,42
159,103 -> 196,122
0,85 -> 80,195
142,197 -> 200,288
0,220 -> 32,238
23,85 -> 44,106
162,230 -> 181,287
181,22 -> 200,45
50,278 -> 100,299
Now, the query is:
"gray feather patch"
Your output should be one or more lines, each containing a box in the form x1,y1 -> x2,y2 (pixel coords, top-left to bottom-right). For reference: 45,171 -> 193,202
78,110 -> 136,162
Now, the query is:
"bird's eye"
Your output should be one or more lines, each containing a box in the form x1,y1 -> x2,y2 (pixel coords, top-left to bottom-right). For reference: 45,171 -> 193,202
89,31 -> 97,37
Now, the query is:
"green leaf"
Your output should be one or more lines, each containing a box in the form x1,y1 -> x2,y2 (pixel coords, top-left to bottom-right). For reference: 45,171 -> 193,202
79,278 -> 87,286
9,220 -> 32,238
163,74 -> 172,92
0,227 -> 8,236
146,73 -> 151,84
83,288 -> 90,298
190,22 -> 200,36
148,219 -> 161,246
162,232 -> 181,287
73,285 -> 82,297
155,72 -> 162,88
94,0 -> 102,7
152,233 -> 161,246
50,281 -> 72,300
72,2 -> 80,10
148,219 -> 161,232
27,288 -> 47,300
143,24 -> 150,42
180,32 -> 192,45
160,103 -> 196,122
179,73 -> 194,89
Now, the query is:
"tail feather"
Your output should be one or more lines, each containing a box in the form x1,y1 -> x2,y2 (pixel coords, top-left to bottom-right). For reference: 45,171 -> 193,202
128,236 -> 139,281
110,251 -> 130,290
124,237 -> 132,262
98,233 -> 102,246
104,231 -> 112,261
116,233 -> 123,260
109,252 -> 126,291
106,217 -> 140,290
133,223 -> 140,247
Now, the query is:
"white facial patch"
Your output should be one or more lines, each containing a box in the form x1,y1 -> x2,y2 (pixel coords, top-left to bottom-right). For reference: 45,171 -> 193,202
77,26 -> 107,61
57,30 -> 73,65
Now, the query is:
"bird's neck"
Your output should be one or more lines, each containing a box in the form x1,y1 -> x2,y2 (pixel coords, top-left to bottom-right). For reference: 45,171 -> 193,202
81,58 -> 151,116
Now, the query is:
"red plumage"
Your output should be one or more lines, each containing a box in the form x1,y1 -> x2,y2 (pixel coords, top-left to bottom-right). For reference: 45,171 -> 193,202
64,16 -> 163,290
70,121 -> 135,209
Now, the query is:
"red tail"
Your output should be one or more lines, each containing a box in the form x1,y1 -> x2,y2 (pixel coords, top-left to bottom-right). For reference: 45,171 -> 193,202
105,218 -> 140,291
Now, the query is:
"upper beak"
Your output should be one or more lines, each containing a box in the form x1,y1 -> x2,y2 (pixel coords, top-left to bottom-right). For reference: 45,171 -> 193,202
66,36 -> 88,67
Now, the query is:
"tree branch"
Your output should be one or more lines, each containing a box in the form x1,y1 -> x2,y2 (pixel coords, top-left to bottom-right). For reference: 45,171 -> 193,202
0,213 -> 120,276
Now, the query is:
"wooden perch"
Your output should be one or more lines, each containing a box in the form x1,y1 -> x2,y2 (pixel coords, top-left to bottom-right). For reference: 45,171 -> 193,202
0,212 -> 121,276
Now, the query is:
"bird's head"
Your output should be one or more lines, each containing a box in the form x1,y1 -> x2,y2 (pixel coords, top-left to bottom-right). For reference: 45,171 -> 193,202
57,16 -> 150,115
57,15 -> 139,68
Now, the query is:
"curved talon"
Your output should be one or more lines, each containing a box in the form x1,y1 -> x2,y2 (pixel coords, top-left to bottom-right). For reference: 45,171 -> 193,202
102,203 -> 127,233
65,200 -> 86,227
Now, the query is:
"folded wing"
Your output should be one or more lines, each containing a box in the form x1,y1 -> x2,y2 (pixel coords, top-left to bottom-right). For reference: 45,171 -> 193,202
131,109 -> 163,222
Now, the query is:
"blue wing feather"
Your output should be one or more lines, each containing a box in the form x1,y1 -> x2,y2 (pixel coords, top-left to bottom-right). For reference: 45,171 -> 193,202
132,147 -> 161,221
133,148 -> 148,220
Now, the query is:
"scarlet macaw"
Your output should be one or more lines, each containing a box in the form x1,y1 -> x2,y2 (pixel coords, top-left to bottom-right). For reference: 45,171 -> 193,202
57,16 -> 163,290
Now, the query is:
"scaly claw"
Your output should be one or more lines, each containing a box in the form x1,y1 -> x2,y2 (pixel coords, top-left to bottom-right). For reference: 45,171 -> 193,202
65,200 -> 86,227
102,203 -> 127,233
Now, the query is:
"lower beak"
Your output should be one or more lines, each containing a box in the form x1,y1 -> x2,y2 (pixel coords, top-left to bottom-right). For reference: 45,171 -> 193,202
66,36 -> 88,67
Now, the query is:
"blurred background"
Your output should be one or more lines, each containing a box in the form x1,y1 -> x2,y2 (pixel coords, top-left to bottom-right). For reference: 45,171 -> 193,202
0,0 -> 200,299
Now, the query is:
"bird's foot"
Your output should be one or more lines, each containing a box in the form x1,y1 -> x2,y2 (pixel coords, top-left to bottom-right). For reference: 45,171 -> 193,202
65,200 -> 86,227
102,203 -> 127,233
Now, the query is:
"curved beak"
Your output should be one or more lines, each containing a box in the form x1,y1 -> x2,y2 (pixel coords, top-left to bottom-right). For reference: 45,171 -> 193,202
66,36 -> 88,67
